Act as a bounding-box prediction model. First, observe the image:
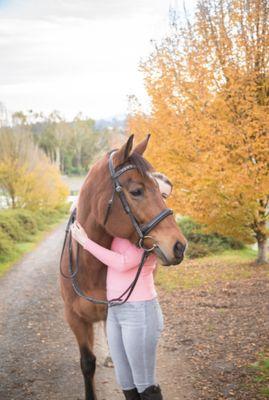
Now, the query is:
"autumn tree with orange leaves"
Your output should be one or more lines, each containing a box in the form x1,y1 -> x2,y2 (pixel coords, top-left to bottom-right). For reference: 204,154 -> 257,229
128,0 -> 269,263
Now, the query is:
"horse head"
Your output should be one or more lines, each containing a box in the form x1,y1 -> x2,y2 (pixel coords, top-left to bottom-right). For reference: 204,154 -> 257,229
78,134 -> 187,266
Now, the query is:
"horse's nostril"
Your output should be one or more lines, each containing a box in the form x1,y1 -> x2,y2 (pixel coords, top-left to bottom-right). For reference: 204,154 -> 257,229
173,241 -> 186,258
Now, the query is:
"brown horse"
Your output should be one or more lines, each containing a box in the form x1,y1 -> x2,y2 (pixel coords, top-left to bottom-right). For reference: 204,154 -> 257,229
60,134 -> 187,400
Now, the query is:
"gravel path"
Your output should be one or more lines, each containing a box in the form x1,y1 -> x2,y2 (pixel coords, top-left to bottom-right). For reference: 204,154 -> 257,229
0,220 -> 194,400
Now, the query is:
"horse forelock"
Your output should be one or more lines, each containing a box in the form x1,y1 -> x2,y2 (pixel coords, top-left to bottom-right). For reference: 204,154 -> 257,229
127,152 -> 153,177
106,147 -> 153,178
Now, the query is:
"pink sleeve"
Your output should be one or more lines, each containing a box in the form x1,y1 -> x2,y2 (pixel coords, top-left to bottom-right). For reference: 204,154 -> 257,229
82,237 -> 144,271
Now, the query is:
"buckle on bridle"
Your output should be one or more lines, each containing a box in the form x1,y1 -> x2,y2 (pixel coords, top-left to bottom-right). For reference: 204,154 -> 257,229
115,185 -> 122,193
138,235 -> 157,252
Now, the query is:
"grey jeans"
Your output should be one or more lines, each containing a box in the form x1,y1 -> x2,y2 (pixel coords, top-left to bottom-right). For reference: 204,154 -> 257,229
106,297 -> 164,393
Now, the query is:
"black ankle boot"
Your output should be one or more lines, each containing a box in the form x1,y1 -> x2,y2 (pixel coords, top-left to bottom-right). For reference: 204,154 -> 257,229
139,384 -> 163,400
123,387 -> 141,400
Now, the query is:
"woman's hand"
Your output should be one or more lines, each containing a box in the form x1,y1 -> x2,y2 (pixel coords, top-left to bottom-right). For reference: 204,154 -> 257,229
70,220 -> 88,247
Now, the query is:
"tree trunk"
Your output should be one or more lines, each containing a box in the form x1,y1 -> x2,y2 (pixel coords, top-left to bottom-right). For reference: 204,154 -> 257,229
256,235 -> 268,264
55,147 -> 61,170
11,195 -> 16,209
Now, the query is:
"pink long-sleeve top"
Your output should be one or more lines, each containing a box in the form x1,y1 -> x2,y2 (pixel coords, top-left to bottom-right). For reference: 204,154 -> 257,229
83,236 -> 158,302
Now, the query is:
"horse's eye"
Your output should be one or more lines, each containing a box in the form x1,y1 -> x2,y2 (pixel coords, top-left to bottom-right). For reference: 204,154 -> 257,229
130,188 -> 143,197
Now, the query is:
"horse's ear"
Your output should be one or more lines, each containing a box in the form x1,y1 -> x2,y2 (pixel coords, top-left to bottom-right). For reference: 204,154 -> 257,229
132,133 -> 151,155
113,134 -> 134,166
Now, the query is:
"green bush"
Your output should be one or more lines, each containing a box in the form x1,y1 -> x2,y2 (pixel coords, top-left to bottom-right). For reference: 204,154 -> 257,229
12,209 -> 38,235
186,242 -> 211,258
0,205 -> 69,269
0,228 -> 13,261
31,210 -> 47,230
178,217 -> 245,258
0,212 -> 27,242
32,203 -> 67,227
26,203 -> 69,230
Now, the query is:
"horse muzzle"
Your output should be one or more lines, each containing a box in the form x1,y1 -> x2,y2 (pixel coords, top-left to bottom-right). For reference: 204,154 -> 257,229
154,240 -> 187,266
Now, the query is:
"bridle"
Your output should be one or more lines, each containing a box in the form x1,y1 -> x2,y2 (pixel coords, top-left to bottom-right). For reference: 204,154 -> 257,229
104,150 -> 173,250
60,149 -> 173,307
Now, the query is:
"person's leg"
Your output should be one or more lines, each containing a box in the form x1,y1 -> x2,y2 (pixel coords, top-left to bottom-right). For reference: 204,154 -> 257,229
106,305 -> 138,395
120,298 -> 164,394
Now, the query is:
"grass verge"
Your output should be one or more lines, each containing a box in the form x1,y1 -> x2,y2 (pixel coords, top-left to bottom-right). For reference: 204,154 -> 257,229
250,352 -> 269,398
0,211 -> 68,278
155,247 -> 269,292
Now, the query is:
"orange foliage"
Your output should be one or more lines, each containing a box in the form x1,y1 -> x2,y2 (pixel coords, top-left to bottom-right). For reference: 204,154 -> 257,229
128,0 -> 269,261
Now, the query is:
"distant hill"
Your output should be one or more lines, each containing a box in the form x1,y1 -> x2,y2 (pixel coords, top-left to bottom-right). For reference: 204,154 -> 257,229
94,116 -> 126,131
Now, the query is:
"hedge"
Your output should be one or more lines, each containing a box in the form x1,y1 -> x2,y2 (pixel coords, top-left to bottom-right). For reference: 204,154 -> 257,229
178,217 -> 245,259
0,203 -> 69,265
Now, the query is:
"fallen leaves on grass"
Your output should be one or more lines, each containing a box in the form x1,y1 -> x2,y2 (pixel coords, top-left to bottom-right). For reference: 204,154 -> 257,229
158,256 -> 269,399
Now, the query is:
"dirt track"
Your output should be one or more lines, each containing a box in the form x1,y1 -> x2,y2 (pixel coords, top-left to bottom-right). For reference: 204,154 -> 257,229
0,220 -> 194,400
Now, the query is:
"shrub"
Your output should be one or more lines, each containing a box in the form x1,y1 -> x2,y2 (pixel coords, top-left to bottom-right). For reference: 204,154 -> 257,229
0,130 -> 69,210
186,242 -> 211,258
178,217 -> 245,258
12,209 -> 38,235
0,205 -> 69,267
0,212 -> 27,242
36,208 -> 62,225
0,228 -> 13,261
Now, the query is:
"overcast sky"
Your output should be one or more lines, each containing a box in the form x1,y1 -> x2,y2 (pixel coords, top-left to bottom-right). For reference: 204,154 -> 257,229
0,0 -> 194,120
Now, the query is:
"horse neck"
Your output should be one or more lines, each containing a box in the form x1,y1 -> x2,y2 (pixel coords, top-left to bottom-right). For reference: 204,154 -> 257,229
76,184 -> 112,253
74,211 -> 111,291
84,213 -> 112,249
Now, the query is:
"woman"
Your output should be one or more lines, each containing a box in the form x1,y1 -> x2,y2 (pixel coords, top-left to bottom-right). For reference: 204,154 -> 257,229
70,172 -> 173,400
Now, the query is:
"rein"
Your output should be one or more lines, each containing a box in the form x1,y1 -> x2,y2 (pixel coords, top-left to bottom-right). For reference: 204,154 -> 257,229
60,150 -> 173,307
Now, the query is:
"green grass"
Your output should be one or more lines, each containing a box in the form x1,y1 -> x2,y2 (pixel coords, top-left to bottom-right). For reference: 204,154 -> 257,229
0,214 -> 67,278
205,247 -> 258,262
250,352 -> 269,398
155,247 -> 268,292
